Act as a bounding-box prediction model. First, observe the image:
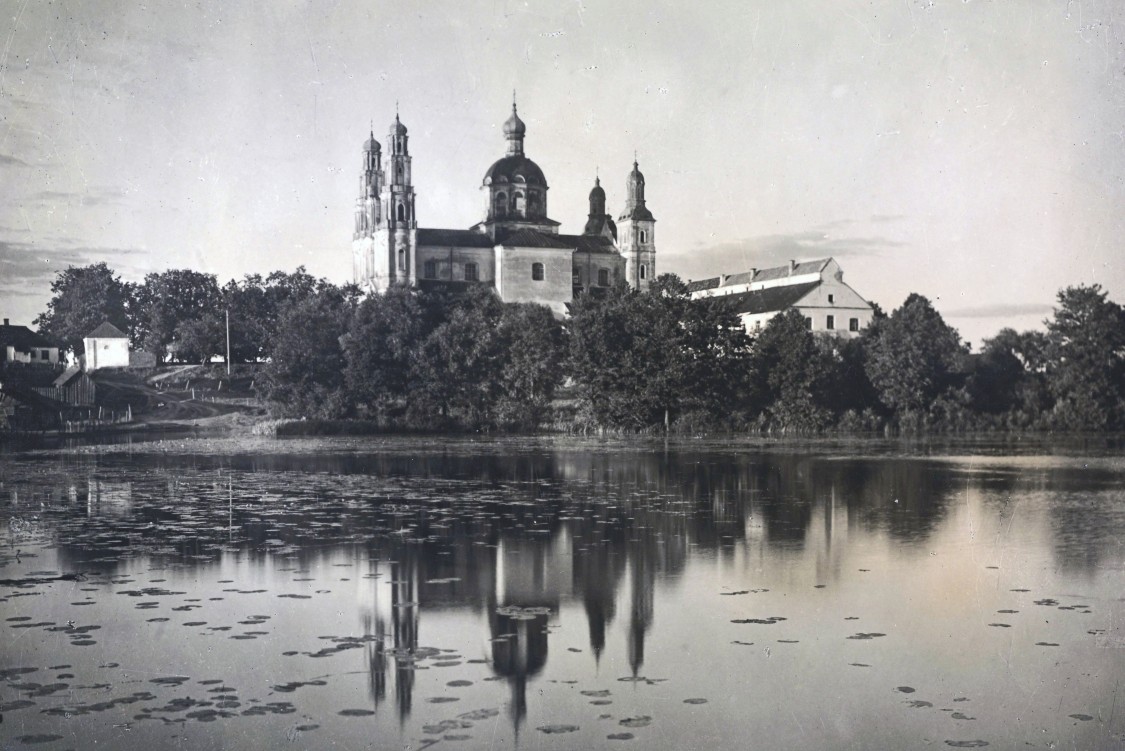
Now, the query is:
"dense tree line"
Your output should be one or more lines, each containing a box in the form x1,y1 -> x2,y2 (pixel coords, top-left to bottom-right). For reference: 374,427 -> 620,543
568,278 -> 1125,434
33,263 -> 1125,433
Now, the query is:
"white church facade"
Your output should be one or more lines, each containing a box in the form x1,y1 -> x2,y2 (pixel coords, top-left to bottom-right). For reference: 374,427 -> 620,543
351,101 -> 656,317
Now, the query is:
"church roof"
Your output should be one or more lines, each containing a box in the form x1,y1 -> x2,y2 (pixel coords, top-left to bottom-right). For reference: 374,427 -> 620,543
557,234 -> 620,255
483,155 -> 547,187
417,228 -> 495,248
498,229 -> 575,249
717,281 -> 822,316
86,321 -> 128,339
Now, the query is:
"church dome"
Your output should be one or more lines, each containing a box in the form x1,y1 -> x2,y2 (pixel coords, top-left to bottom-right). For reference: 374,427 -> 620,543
588,176 -> 605,202
363,132 -> 381,152
483,155 -> 547,187
628,160 -> 645,188
390,114 -> 407,136
503,105 -> 526,138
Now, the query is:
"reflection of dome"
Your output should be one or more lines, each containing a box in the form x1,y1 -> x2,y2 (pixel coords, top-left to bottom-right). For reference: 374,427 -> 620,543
391,114 -> 407,136
483,155 -> 547,187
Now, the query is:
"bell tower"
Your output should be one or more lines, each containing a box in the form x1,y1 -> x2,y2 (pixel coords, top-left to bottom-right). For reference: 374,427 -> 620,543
618,159 -> 655,291
373,110 -> 418,289
352,127 -> 383,288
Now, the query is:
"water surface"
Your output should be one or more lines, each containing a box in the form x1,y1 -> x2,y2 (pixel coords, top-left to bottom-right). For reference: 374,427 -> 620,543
2,436 -> 1123,749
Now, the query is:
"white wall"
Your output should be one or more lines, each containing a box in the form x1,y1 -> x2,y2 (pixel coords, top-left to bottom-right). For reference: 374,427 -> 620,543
85,337 -> 130,370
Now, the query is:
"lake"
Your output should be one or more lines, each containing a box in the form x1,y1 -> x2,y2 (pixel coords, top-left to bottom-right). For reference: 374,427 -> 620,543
1,435 -> 1124,749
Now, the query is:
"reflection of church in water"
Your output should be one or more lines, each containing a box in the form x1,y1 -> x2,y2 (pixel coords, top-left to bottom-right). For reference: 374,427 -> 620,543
360,499 -> 660,732
352,99 -> 657,317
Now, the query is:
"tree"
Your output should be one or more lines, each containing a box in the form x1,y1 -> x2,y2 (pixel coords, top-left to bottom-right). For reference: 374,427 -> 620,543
344,284 -> 430,421
568,274 -> 753,431
407,285 -> 508,428
749,308 -> 833,431
1044,284 -> 1125,430
259,287 -> 356,418
34,263 -> 133,356
175,313 -> 225,365
133,270 -> 222,361
968,328 -> 1050,418
863,294 -> 968,417
495,303 -> 567,429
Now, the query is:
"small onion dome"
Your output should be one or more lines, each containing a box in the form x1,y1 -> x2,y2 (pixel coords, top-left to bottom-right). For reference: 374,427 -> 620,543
390,113 -> 408,136
588,176 -> 605,202
628,160 -> 644,185
363,132 -> 381,152
503,104 -> 526,138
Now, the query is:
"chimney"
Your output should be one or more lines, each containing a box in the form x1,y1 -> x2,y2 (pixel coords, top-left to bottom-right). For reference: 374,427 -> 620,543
2,318 -> 7,326
788,260 -> 796,275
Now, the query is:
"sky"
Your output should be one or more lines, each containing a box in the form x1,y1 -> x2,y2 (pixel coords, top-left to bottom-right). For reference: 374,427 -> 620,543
1,0 -> 1122,347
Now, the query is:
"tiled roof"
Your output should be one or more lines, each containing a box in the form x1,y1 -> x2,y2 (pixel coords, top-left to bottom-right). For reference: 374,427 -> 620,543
0,324 -> 55,351
558,234 -> 619,255
416,228 -> 495,248
753,259 -> 830,282
686,277 -> 720,293
498,229 -> 576,249
714,281 -> 821,316
687,259 -> 832,293
86,321 -> 127,339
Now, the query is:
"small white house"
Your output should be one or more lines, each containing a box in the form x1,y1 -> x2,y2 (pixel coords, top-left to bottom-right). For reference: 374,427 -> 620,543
84,322 -> 130,370
0,318 -> 60,364
687,258 -> 876,338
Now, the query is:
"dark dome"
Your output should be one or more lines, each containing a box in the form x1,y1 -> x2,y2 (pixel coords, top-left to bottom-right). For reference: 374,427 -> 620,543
483,155 -> 547,187
363,133 -> 381,152
589,176 -> 605,201
390,114 -> 407,136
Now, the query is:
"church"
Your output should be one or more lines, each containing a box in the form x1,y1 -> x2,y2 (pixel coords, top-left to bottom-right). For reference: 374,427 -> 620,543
352,101 -> 656,317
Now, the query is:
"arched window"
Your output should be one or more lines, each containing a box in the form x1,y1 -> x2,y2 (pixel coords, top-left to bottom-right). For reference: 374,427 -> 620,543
598,268 -> 609,287
464,262 -> 479,282
532,262 -> 544,281
639,229 -> 647,243
494,192 -> 507,217
398,249 -> 406,271
423,260 -> 437,279
514,191 -> 525,217
397,203 -> 406,222
528,191 -> 540,215
639,264 -> 647,280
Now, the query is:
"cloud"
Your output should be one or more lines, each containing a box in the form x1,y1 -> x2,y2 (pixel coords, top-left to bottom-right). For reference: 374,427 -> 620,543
24,186 -> 129,207
0,238 -> 144,293
943,303 -> 1054,319
671,229 -> 902,281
